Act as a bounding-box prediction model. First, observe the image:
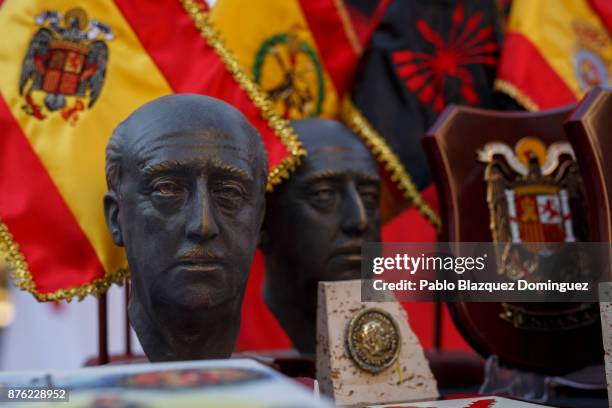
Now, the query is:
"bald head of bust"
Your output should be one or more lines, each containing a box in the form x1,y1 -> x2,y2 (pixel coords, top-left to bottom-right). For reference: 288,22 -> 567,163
261,118 -> 381,353
104,94 -> 268,361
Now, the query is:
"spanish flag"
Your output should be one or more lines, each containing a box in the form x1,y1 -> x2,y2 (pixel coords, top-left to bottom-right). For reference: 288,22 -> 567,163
496,0 -> 612,110
0,0 -> 303,302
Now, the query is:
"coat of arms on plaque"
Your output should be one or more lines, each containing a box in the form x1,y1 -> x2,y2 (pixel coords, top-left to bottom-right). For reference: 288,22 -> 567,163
19,8 -> 113,125
477,137 -> 589,283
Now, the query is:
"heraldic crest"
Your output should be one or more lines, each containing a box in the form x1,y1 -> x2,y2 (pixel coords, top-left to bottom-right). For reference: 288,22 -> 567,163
252,25 -> 324,120
477,137 -> 591,284
19,8 -> 113,124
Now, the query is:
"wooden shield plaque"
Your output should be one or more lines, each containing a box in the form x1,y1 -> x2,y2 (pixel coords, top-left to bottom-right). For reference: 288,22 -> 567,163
422,105 -> 602,374
564,86 -> 612,246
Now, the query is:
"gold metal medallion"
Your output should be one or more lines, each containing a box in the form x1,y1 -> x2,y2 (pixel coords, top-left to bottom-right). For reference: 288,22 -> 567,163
346,308 -> 401,374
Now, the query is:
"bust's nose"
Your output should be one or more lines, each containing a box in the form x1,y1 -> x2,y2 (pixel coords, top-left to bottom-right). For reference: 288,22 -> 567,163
186,183 -> 219,242
340,183 -> 368,236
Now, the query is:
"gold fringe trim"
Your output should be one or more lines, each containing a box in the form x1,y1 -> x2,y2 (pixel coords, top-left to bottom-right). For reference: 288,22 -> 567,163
0,221 -> 129,302
494,79 -> 539,112
341,98 -> 441,231
179,0 -> 306,192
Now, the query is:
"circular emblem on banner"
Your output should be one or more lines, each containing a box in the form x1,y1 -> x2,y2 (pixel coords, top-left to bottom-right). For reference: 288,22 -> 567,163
574,50 -> 608,92
346,308 -> 401,374
252,32 -> 324,119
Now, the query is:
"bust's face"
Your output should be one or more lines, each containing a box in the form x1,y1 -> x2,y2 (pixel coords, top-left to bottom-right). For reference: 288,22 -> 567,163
119,131 -> 263,311
265,120 -> 381,296
107,100 -> 266,315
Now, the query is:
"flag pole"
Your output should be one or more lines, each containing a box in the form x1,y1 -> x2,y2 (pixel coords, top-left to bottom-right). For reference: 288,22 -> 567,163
125,279 -> 132,356
98,293 -> 109,364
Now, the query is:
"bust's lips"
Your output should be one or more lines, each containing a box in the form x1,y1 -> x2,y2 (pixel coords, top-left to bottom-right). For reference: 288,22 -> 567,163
169,259 -> 227,288
324,243 -> 364,281
329,243 -> 362,262
173,253 -> 226,274
177,262 -> 225,273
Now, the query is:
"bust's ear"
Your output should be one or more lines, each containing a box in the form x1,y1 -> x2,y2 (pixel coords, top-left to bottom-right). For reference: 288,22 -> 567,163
104,191 -> 124,247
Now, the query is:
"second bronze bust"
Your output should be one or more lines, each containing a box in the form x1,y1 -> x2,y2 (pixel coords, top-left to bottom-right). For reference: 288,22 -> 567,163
261,119 -> 381,353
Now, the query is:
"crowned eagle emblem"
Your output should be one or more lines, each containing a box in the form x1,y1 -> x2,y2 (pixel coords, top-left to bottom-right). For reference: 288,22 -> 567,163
477,138 -> 590,283
19,8 -> 113,124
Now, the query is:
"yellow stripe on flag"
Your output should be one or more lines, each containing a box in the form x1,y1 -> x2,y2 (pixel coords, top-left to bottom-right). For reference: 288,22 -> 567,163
0,0 -> 173,275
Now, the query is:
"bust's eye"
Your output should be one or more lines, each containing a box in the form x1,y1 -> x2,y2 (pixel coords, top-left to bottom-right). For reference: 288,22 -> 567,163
359,186 -> 380,210
151,179 -> 184,197
212,181 -> 246,209
216,185 -> 243,200
308,183 -> 336,209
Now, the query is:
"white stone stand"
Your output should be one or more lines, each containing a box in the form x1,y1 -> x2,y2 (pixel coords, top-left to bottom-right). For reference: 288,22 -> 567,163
599,282 -> 612,408
316,280 -> 438,407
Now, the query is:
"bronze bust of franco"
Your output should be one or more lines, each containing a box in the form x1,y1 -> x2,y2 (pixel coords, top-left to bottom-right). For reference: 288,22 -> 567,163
261,119 -> 381,353
103,94 -> 268,361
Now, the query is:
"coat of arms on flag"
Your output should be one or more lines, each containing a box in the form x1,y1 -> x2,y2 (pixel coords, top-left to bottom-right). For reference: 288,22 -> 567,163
252,27 -> 325,119
19,8 -> 113,125
477,137 -> 588,281
572,19 -> 610,92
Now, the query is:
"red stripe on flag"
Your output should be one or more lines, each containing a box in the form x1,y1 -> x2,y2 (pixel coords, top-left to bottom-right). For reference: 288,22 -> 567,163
0,95 -> 105,296
382,184 -> 472,351
346,0 -> 390,49
299,0 -> 360,97
236,250 -> 292,350
113,0 -> 288,170
589,0 -> 612,32
498,32 -> 576,109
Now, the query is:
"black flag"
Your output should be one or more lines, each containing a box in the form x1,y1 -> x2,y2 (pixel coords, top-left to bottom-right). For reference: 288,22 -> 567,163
351,0 -> 503,190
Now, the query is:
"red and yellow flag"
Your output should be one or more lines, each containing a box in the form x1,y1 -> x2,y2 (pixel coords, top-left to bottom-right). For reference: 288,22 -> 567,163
0,0 -> 303,301
496,0 -> 612,110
